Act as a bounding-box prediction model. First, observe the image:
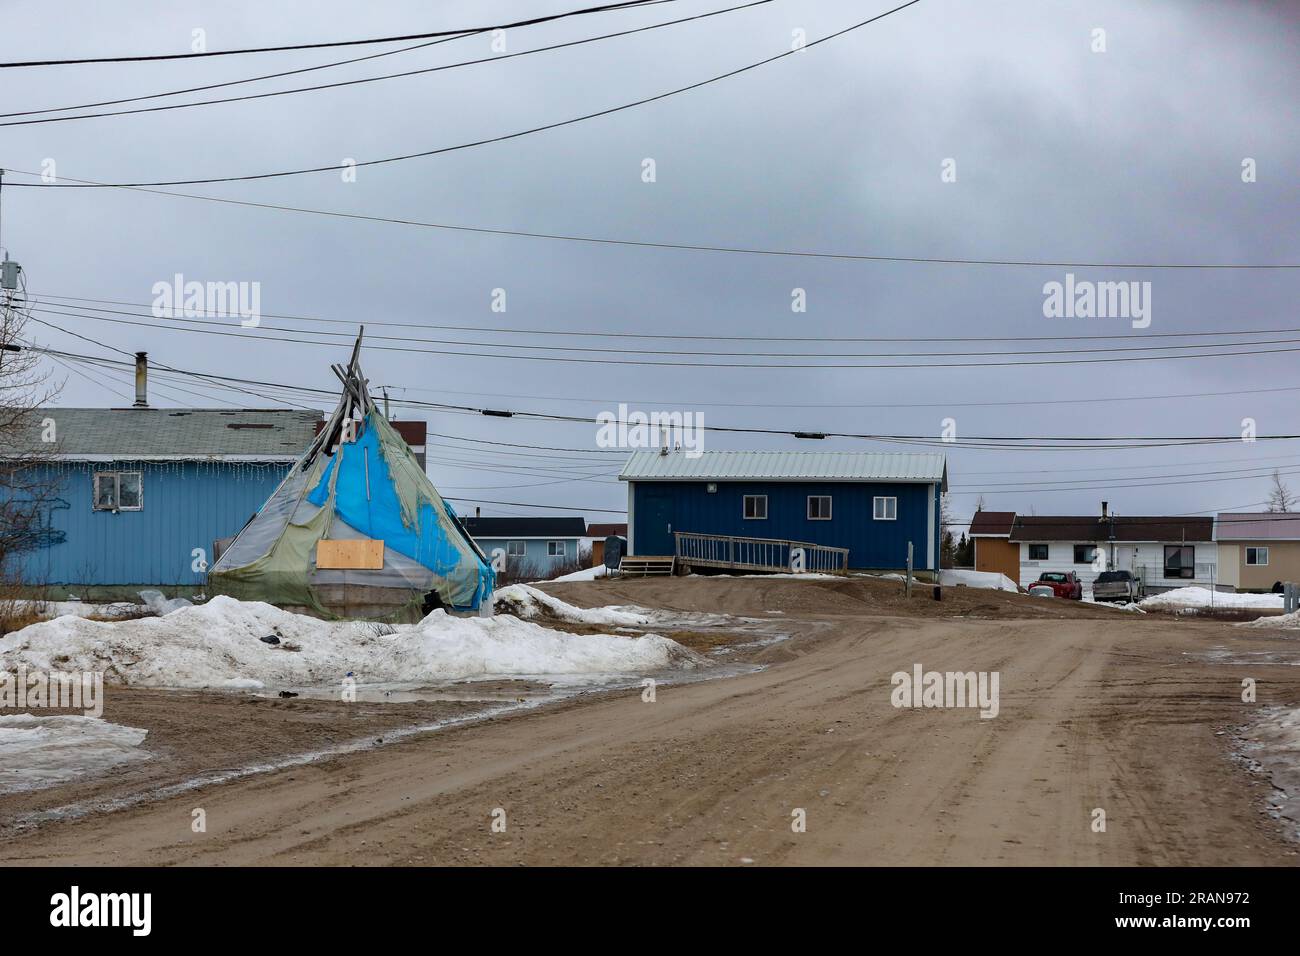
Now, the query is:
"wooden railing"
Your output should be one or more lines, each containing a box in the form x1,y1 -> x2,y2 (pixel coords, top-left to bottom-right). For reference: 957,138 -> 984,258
674,531 -> 849,575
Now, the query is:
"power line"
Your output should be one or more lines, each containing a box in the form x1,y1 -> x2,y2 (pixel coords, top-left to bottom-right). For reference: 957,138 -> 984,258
26,337 -> 1300,450
0,0 -> 678,68
0,33 -> 473,120
6,171 -> 1292,269
0,1 -> 768,127
443,496 -> 625,514
27,306 -> 1300,371
30,292 -> 1300,343
8,2 -> 925,187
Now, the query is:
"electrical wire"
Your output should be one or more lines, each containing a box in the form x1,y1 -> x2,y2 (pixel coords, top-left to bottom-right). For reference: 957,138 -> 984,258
0,1 -> 680,67
0,2 -> 768,127
6,2 -> 924,186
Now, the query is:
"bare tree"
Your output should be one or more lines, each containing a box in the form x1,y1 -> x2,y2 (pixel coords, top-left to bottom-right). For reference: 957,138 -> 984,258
1267,469 -> 1298,513
0,281 -> 62,585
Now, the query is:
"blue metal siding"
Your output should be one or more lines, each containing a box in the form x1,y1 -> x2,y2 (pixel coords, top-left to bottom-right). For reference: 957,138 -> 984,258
473,537 -> 581,574
631,480 -> 939,570
11,461 -> 289,587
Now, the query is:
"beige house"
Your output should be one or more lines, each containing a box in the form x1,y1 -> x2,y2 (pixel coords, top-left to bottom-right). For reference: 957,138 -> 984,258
1215,513 -> 1300,591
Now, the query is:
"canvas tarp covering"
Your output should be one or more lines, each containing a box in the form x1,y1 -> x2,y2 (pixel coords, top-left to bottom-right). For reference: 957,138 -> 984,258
209,410 -> 493,617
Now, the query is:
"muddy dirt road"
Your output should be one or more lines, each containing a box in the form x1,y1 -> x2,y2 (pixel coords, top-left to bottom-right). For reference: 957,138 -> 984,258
3,577 -> 1297,866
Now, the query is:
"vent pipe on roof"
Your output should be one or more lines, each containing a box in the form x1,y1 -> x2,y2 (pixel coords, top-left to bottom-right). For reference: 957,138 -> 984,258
133,352 -> 148,408
659,425 -> 669,456
1100,500 -> 1108,519
475,506 -> 481,518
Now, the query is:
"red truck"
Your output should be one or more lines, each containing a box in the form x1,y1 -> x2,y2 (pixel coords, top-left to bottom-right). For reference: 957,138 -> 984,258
1027,571 -> 1083,600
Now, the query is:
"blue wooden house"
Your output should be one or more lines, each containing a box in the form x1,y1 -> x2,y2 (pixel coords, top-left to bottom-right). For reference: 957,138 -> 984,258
619,450 -> 947,574
8,405 -> 322,598
461,516 -> 587,578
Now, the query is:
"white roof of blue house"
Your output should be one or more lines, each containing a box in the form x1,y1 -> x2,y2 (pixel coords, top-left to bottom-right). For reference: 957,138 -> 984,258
619,450 -> 947,488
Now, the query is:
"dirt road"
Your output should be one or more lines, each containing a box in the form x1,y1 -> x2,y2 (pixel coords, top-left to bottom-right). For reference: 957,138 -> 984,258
3,577 -> 1297,866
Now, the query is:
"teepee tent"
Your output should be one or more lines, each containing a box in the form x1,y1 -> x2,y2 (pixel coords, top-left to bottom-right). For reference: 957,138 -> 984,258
209,331 -> 495,620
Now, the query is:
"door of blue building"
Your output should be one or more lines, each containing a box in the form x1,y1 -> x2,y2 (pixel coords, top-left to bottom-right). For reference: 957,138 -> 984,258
642,491 -> 675,555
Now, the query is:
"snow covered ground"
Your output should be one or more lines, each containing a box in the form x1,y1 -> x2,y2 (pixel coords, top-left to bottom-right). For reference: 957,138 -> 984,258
0,715 -> 151,794
0,595 -> 704,691
1139,587 -> 1283,611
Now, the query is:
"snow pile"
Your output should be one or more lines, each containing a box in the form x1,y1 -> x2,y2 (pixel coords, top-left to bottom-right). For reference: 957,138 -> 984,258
940,569 -> 1019,592
493,584 -> 653,627
0,715 -> 151,794
0,596 -> 703,690
1139,587 -> 1283,611
1238,609 -> 1300,629
546,564 -> 609,583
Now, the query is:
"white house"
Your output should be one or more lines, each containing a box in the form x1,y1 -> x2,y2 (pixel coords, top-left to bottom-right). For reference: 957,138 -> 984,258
1007,507 -> 1218,594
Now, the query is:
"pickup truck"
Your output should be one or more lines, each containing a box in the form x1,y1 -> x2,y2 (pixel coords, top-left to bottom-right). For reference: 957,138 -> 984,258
1026,571 -> 1083,600
1091,570 -> 1144,603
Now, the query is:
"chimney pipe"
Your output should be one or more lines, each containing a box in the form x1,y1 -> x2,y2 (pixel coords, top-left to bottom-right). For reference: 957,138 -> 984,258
475,506 -> 481,518
1101,500 -> 1108,519
133,351 -> 149,408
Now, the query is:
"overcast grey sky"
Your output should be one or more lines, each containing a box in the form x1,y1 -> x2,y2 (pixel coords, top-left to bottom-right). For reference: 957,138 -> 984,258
1,0 -> 1297,526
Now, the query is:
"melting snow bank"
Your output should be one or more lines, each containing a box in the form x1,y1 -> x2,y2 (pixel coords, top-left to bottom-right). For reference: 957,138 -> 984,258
1140,587 -> 1283,611
1238,707 -> 1300,840
1239,609 -> 1300,629
493,584 -> 653,627
939,569 -> 1018,592
0,595 -> 706,690
0,715 -> 151,794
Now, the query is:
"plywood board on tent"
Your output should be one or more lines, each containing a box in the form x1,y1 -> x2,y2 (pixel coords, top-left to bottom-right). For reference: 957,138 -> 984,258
317,539 -> 385,570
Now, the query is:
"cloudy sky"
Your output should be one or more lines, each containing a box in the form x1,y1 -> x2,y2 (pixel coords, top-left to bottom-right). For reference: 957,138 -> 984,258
1,0 -> 1296,527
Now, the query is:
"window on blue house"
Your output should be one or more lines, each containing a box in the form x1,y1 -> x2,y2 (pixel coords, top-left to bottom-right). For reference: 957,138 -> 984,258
872,496 -> 896,521
92,471 -> 143,512
743,495 -> 767,519
547,541 -> 566,557
807,496 -> 832,520
507,540 -> 526,556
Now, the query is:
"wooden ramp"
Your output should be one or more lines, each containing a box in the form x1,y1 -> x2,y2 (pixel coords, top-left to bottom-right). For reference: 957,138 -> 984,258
674,531 -> 849,575
618,555 -> 676,576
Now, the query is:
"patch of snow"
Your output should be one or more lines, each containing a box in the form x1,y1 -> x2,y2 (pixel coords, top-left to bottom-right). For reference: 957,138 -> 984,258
1238,609 -> 1300,629
939,569 -> 1019,592
0,715 -> 151,793
545,564 -> 609,583
137,589 -> 194,616
0,595 -> 705,690
1081,597 -> 1147,613
1139,587 -> 1283,611
494,584 -> 653,626
7,600 -> 142,620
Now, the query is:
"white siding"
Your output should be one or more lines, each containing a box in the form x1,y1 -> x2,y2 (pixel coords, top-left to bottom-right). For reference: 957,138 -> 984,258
1018,541 -> 1219,593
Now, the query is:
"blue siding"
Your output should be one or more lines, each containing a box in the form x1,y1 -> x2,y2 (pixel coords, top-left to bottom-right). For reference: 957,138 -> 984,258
11,461 -> 289,588
473,537 -> 581,575
630,480 -> 939,571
